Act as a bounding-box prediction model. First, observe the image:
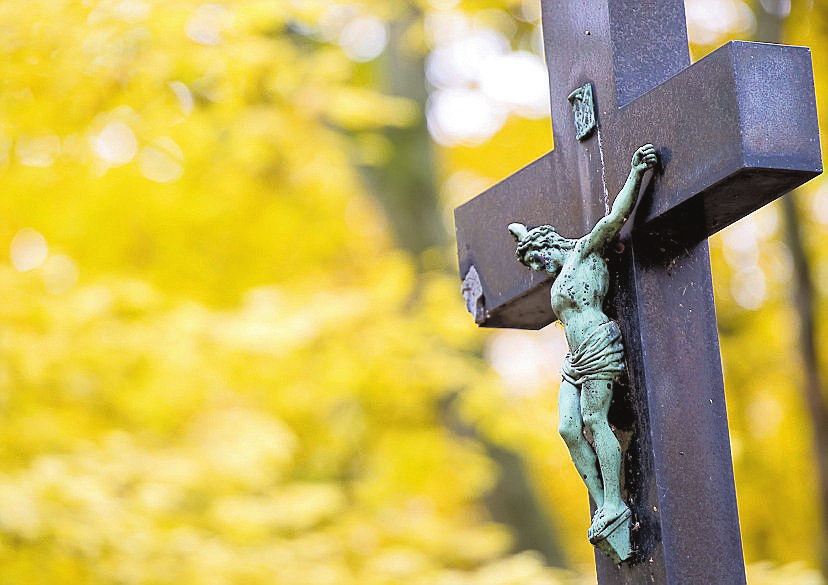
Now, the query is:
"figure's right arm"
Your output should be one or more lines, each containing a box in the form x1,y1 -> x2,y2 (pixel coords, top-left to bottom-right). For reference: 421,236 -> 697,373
579,144 -> 657,256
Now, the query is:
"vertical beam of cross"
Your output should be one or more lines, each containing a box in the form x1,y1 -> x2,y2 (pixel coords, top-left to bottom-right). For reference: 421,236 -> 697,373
611,238 -> 745,583
454,0 -> 821,583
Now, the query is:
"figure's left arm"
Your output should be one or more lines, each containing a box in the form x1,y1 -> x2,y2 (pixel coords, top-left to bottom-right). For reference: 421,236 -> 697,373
579,144 -> 657,256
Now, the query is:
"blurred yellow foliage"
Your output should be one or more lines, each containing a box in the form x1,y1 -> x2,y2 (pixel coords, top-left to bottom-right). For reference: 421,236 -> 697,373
0,3 -> 586,582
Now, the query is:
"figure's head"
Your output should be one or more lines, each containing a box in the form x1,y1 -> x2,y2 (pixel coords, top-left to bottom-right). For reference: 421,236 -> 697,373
508,222 -> 575,274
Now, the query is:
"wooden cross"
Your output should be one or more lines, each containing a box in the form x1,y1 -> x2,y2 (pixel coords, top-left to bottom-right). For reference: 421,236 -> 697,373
454,1 -> 821,583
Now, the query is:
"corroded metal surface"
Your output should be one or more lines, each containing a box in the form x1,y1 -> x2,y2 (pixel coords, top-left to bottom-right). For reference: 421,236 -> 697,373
453,0 -> 822,583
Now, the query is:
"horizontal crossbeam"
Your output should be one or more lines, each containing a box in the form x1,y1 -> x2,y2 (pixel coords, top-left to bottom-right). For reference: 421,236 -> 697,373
455,41 -> 821,330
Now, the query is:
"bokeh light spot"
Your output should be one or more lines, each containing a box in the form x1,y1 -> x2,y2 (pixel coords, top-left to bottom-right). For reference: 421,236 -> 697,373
114,0 -> 151,23
93,122 -> 138,166
16,135 -> 61,168
140,138 -> 184,183
478,51 -> 550,118
519,0 -> 541,23
169,81 -> 194,115
685,0 -> 755,45
10,228 -> 48,272
43,254 -> 79,294
812,185 -> 828,225
338,16 -> 387,62
186,4 -> 230,46
427,88 -> 505,146
730,266 -> 767,311
486,327 -> 567,397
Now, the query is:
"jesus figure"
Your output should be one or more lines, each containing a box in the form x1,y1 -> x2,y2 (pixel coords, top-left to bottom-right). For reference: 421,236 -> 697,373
508,144 -> 657,543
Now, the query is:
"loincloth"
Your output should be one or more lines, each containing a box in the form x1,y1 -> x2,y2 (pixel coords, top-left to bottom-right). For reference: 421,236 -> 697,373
561,320 -> 625,386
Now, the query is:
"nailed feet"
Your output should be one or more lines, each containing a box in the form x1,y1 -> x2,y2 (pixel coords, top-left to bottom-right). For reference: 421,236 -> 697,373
589,503 -> 631,543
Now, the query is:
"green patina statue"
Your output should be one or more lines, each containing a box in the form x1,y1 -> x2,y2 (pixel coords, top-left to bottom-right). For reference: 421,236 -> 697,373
508,144 -> 657,562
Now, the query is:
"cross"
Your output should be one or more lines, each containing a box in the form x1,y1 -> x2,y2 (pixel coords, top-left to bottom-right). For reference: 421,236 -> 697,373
454,1 -> 821,584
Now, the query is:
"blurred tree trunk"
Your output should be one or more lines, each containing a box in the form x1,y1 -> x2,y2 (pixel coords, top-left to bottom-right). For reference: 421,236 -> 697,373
754,1 -> 828,576
369,17 -> 446,258
365,9 -> 568,568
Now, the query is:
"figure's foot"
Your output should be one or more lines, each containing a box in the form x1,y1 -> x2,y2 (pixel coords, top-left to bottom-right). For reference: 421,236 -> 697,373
588,503 -> 630,542
591,510 -> 634,562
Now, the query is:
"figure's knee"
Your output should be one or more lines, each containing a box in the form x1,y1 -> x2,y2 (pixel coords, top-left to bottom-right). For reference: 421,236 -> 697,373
582,409 -> 606,434
558,417 -> 583,447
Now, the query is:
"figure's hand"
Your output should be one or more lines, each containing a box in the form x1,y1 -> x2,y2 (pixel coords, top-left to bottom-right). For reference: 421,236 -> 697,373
631,144 -> 657,174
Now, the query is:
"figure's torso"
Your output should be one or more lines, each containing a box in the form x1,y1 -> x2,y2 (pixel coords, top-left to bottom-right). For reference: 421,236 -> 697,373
551,247 -> 610,350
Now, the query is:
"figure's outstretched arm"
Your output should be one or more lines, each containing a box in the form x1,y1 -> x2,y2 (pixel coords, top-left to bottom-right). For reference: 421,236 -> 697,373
579,144 -> 657,256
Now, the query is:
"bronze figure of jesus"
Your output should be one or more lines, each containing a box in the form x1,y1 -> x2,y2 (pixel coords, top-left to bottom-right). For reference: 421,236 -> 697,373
508,144 -> 657,546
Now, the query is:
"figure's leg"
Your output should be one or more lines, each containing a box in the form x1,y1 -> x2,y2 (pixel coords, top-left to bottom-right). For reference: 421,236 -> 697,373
558,379 -> 604,508
581,379 -> 627,529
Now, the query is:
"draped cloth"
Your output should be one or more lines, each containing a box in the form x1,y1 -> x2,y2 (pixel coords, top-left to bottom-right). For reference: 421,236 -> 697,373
561,320 -> 625,386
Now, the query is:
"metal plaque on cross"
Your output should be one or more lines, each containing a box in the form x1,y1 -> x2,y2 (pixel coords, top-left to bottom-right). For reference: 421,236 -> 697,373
567,83 -> 596,141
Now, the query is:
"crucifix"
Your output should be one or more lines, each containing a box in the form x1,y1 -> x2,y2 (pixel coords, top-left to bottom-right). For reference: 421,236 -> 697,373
454,1 -> 821,583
